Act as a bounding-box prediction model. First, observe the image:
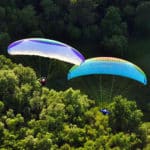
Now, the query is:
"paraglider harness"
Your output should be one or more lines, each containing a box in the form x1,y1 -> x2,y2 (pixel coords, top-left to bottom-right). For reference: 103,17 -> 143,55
100,109 -> 110,115
39,77 -> 47,86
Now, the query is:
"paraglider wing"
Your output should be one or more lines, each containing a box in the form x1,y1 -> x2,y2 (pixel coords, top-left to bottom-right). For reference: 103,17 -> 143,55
8,38 -> 85,65
67,57 -> 147,85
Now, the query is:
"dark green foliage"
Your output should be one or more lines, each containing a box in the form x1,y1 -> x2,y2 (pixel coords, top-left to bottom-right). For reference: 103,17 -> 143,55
101,6 -> 128,56
0,32 -> 11,54
0,0 -> 147,46
0,0 -> 129,53
135,1 -> 150,36
0,0 -> 148,75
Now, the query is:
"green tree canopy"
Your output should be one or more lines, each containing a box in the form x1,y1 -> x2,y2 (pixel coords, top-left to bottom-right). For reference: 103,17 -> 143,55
101,6 -> 128,55
108,95 -> 143,133
135,1 -> 150,36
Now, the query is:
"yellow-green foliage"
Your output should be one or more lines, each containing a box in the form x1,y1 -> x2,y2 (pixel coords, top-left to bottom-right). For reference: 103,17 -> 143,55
0,55 -> 147,149
142,122 -> 150,149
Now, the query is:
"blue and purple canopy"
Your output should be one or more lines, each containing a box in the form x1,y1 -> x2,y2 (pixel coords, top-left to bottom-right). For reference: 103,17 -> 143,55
8,38 -> 85,65
68,57 -> 147,85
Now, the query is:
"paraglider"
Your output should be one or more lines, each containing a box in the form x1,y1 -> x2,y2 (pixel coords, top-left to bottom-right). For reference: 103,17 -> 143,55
7,38 -> 85,65
67,57 -> 147,85
40,77 -> 47,86
100,109 -> 110,115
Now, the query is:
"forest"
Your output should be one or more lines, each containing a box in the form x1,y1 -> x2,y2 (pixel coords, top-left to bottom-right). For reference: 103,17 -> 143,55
0,0 -> 150,149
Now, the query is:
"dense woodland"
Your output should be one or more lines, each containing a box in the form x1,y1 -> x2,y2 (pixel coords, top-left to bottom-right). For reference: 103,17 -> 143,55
0,0 -> 150,149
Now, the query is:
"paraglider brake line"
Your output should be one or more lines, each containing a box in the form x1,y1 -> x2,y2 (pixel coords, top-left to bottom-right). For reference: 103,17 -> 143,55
109,76 -> 115,102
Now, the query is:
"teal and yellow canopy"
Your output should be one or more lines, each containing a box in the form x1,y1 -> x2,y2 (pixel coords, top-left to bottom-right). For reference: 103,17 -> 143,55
68,57 -> 147,85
